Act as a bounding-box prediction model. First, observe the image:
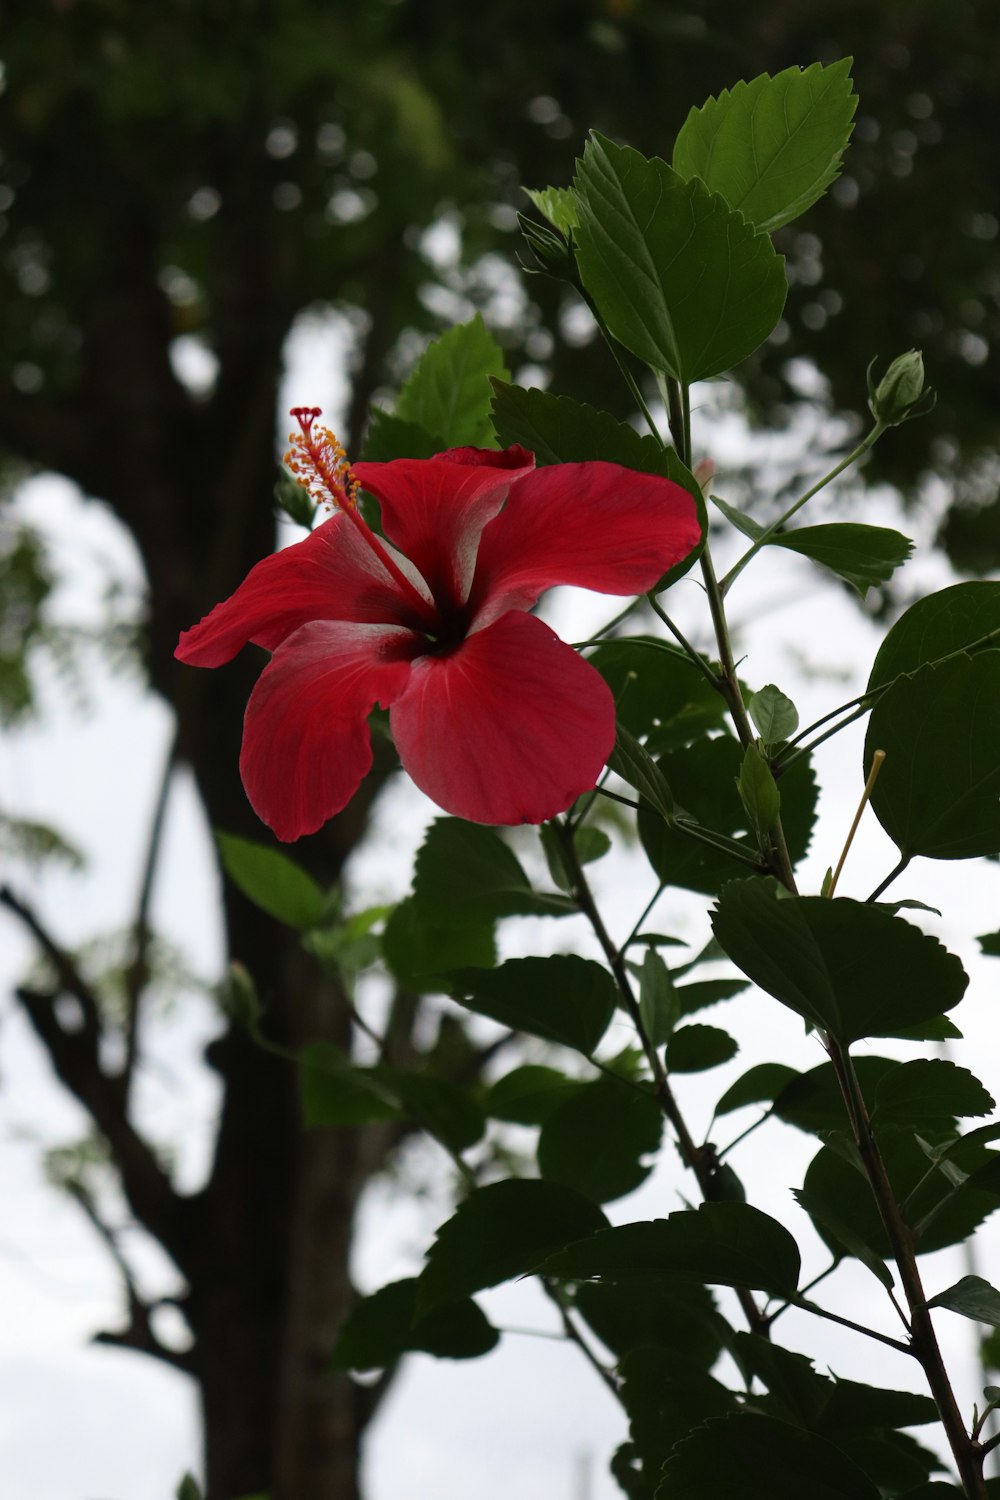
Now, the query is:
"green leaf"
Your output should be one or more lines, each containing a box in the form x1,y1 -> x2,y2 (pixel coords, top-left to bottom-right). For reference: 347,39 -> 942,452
672,59 -> 857,234
674,977 -> 749,1016
928,1275 -> 1000,1330
176,1478 -> 203,1500
794,1185 -> 895,1292
621,1347 -> 737,1486
448,955 -> 616,1055
573,134 -> 787,383
749,684 -> 799,744
610,725 -> 676,823
411,817 -> 574,921
539,1202 -> 801,1297
737,742 -> 781,842
573,1278 -> 729,1367
590,637 -> 726,749
541,823 -> 611,893
711,493 -> 765,541
393,315 -> 509,448
639,739 -> 817,894
330,1278 -> 498,1369
416,1179 -> 608,1313
360,409 -> 442,461
712,880 -> 967,1043
216,832 -> 326,930
715,1062 -> 799,1117
488,384 -> 705,588
639,948 -> 678,1045
299,1044 -> 401,1127
381,897 -> 495,992
523,185 -> 579,234
873,1059 -> 995,1127
866,653 -> 1000,860
771,523 -> 913,598
774,1058 -> 897,1137
538,1076 -> 663,1203
382,1071 -> 485,1153
867,580 -> 1000,691
666,1023 -> 738,1073
660,1413 -> 880,1500
979,931 -> 1000,957
483,1066 -> 587,1126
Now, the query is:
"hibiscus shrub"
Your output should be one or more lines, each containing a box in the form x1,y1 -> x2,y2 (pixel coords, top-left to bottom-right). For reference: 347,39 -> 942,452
181,61 -> 1000,1500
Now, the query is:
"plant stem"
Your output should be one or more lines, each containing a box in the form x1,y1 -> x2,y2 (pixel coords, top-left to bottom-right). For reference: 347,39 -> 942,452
867,856 -> 911,903
826,749 -> 886,898
719,423 -> 885,594
583,291 -> 662,443
542,1281 -> 620,1396
645,594 -> 721,688
790,1295 -> 913,1357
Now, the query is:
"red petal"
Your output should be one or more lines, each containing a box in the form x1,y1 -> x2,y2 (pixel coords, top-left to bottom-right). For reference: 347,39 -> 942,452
390,611 -> 614,825
176,516 -> 430,667
240,621 -> 417,840
468,462 -> 701,627
352,446 -> 535,613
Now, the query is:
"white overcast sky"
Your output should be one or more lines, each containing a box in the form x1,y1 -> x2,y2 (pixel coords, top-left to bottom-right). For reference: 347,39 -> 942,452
2,317 -> 1000,1499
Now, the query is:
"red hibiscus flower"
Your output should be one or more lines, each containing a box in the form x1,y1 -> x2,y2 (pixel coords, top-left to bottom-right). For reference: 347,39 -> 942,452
175,409 -> 700,839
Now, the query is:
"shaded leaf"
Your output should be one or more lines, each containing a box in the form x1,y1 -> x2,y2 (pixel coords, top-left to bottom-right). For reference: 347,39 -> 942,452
672,59 -> 857,233
383,1071 -> 485,1153
573,134 -> 787,383
712,880 -> 967,1042
711,493 -> 765,540
484,1066 -> 588,1126
589,636 -> 726,748
300,1044 -> 400,1127
416,1179 -> 608,1313
382,897 -> 495,992
361,409 -> 441,461
738,741 -> 780,842
715,1062 -> 799,1117
867,580 -> 1000,691
448,955 -> 616,1055
675,977 -> 749,1016
412,817 -> 574,921
774,1058 -> 897,1136
660,1413 -> 880,1500
216,832 -> 326,930
639,948 -> 678,1045
330,1278 -> 498,1369
794,1185 -> 895,1291
772,523 -> 913,597
573,1278 -> 729,1367
667,1023 -> 738,1073
538,1076 -> 663,1203
539,1202 -> 801,1297
866,653 -> 1000,860
610,726 -> 676,823
621,1347 -> 736,1485
394,315 -> 508,447
873,1059 -> 995,1127
928,1275 -> 1000,1330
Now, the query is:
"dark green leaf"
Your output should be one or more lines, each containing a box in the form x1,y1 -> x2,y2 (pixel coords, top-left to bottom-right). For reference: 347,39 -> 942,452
360,409 -> 441,461
393,315 -> 508,448
867,580 -> 1000,691
539,1202 -> 800,1297
737,741 -> 781,842
538,1076 -> 663,1203
382,897 -> 495,992
639,739 -> 816,894
711,493 -> 765,540
412,817 -> 574,921
416,1179 -> 608,1313
821,1381 -> 937,1431
300,1044 -> 401,1127
610,726 -> 676,823
672,60 -> 857,234
674,977 -> 749,1016
772,523 -> 913,597
715,1062 -> 799,1116
448,955 -> 616,1055
573,134 -> 787,383
774,1058 -> 898,1136
484,1066 -> 588,1126
667,1023 -> 738,1073
660,1413 -> 880,1500
330,1278 -> 498,1369
176,1478 -> 202,1500
928,1275 -> 1000,1329
216,832 -> 326,930
794,1186 -> 895,1291
749,684 -> 799,744
572,1278 -> 728,1366
621,1347 -> 736,1484
712,881 -> 967,1042
639,948 -> 678,1045
979,931 -> 1000,957
866,653 -> 1000,860
381,1071 -> 485,1153
836,1432 -> 941,1494
873,1059 -> 994,1127
589,636 -> 726,748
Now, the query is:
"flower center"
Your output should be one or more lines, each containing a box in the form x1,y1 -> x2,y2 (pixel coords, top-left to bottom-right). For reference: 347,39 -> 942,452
285,408 -> 437,629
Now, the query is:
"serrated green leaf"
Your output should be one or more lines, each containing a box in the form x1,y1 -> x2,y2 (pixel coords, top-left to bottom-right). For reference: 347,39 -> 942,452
589,637 -> 726,749
674,977 -> 749,1016
488,383 -> 705,589
573,134 -> 787,383
866,653 -> 1000,860
748,684 -> 800,744
416,1179 -> 608,1313
873,1059 -> 995,1127
794,1185 -> 895,1291
483,1066 -> 587,1125
360,409 -> 442,461
523,185 -> 579,234
393,315 -> 508,447
737,741 -> 780,842
672,60 -> 857,233
772,523 -> 913,597
622,1347 -> 737,1488
660,1413 -> 880,1500
928,1275 -> 1000,1330
216,831 -> 326,930
411,817 -> 573,920
868,580 -> 1000,691
540,822 -> 609,893
667,1023 -> 738,1073
538,1076 -> 663,1203
539,1202 -> 800,1297
382,1070 -> 485,1153
712,880 -> 967,1043
330,1278 -> 498,1369
714,1062 -> 799,1117
639,947 -> 678,1045
299,1043 -> 401,1127
573,1278 -> 729,1367
448,954 -> 616,1055
381,896 -> 495,992
774,1058 -> 897,1137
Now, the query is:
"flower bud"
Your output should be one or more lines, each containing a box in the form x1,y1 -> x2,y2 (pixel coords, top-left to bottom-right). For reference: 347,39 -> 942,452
517,212 -> 579,283
867,349 -> 935,427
